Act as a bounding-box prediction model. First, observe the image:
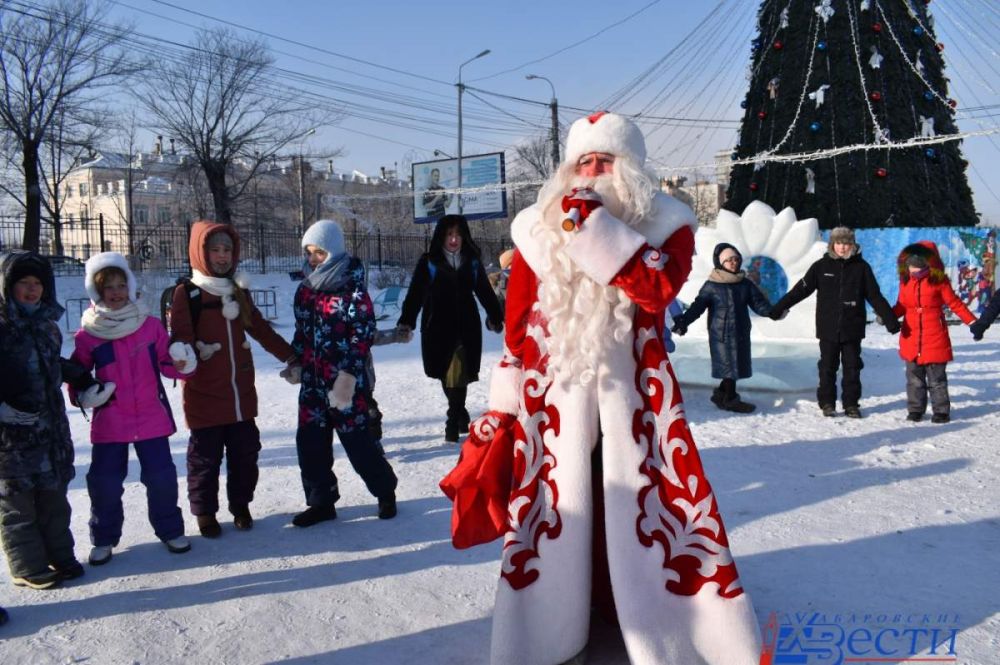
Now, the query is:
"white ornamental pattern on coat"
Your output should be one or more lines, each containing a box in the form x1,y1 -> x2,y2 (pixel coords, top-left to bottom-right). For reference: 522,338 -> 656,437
633,325 -> 743,596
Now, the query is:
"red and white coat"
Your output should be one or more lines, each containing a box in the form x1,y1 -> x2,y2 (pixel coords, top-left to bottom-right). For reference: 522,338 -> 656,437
486,193 -> 761,665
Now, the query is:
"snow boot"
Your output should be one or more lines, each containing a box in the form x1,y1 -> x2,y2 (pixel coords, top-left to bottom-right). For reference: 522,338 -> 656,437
820,404 -> 837,417
844,406 -> 863,419
292,504 -> 337,527
444,386 -> 469,442
88,545 -> 113,566
231,505 -> 253,531
51,559 -> 84,581
377,493 -> 397,520
721,396 -> 756,413
907,412 -> 923,422
11,569 -> 62,590
931,413 -> 950,424
164,536 -> 192,554
197,514 -> 222,538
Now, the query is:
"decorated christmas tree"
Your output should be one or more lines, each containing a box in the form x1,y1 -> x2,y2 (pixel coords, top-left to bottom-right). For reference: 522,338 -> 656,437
725,0 -> 979,229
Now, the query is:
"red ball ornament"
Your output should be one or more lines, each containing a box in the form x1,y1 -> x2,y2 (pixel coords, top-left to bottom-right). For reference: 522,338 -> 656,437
870,91 -> 882,102
875,167 -> 888,178
935,42 -> 945,52
758,110 -> 767,119
773,40 -> 783,50
873,22 -> 882,33
948,99 -> 958,108
750,182 -> 760,192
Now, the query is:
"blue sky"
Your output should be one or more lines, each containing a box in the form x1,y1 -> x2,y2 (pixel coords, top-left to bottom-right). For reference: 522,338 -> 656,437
108,0 -> 1000,222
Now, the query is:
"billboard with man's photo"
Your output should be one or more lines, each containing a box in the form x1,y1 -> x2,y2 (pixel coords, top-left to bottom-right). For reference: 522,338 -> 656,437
412,152 -> 506,224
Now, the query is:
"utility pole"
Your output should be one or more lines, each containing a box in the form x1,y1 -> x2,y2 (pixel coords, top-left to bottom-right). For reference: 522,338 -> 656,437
298,156 -> 307,235
457,49 -> 491,213
527,74 -> 560,173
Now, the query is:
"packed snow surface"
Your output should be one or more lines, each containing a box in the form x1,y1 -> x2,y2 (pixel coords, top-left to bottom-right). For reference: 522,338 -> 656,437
0,274 -> 997,664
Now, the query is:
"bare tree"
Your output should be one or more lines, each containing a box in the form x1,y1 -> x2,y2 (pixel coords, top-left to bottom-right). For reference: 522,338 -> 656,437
512,134 -> 557,182
0,0 -> 139,250
140,28 -> 332,225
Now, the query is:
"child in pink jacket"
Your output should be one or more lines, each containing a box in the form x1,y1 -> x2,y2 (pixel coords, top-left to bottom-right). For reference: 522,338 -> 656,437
71,253 -> 198,565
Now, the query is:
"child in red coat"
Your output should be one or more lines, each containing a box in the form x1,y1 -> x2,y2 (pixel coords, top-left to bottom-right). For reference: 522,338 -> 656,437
891,242 -> 977,423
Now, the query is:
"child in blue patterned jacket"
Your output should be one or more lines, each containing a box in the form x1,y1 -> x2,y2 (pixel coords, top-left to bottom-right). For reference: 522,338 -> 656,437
286,220 -> 398,527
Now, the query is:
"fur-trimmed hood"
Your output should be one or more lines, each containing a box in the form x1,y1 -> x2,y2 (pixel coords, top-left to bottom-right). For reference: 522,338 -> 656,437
189,220 -> 241,277
897,241 -> 947,284
0,250 -> 62,323
85,252 -> 138,304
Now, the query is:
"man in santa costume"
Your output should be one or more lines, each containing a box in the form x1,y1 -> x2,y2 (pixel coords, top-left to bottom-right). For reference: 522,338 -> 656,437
453,112 -> 762,664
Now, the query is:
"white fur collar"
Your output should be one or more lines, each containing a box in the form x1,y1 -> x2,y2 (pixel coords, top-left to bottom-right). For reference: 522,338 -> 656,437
190,269 -> 251,296
511,191 -> 696,275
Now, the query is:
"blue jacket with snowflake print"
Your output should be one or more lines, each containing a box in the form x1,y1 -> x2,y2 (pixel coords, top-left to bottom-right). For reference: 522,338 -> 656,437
292,257 -> 375,430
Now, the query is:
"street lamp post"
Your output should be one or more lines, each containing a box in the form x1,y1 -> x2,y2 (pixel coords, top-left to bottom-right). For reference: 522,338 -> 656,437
457,49 -> 491,213
296,128 -> 317,235
526,74 -> 560,172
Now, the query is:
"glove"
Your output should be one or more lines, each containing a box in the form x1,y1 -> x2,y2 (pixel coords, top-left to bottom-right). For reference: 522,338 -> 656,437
560,187 -> 603,231
671,321 -> 688,336
884,317 -> 901,335
195,340 -> 222,361
0,402 -> 39,426
768,308 -> 786,321
395,324 -> 414,343
169,342 -> 198,374
280,362 -> 302,385
77,381 -> 116,409
328,372 -> 357,411
970,321 -> 985,341
486,318 -> 503,333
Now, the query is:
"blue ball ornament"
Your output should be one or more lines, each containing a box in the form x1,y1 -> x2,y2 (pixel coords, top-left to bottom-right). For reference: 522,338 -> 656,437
925,148 -> 937,159
913,26 -> 924,36
809,121 -> 822,133
740,100 -> 748,108
923,91 -> 934,101
731,151 -> 739,160
817,40 -> 827,51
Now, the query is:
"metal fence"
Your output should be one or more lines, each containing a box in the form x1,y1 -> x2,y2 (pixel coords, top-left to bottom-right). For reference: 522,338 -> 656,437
0,216 -> 513,279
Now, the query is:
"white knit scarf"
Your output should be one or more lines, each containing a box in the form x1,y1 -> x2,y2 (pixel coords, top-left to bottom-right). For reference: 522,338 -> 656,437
191,269 -> 250,320
80,301 -> 148,340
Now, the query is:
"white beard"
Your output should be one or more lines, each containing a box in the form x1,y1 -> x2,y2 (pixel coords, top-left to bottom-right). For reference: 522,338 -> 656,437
530,166 -> 653,386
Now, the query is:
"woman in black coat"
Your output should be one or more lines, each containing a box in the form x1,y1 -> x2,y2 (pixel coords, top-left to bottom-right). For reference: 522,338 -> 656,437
397,215 -> 504,442
672,243 -> 773,413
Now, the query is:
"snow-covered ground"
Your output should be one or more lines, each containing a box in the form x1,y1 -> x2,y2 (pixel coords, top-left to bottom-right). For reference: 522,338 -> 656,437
1,273 -> 998,664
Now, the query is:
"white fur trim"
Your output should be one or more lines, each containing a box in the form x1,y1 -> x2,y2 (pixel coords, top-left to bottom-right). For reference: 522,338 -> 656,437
195,340 -> 221,361
512,192 -> 696,277
234,271 -> 251,289
564,112 -> 647,167
84,252 -> 137,304
222,299 -> 240,320
564,207 -> 646,285
487,363 -> 522,415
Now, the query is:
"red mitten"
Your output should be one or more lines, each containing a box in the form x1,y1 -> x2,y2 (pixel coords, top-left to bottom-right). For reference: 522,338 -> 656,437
440,410 -> 517,549
560,187 -> 603,231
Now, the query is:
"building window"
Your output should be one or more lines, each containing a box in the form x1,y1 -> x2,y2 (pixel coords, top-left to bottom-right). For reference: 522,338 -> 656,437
78,183 -> 89,196
159,241 -> 170,257
134,205 -> 149,225
157,207 -> 171,226
99,182 -> 108,195
66,185 -> 73,198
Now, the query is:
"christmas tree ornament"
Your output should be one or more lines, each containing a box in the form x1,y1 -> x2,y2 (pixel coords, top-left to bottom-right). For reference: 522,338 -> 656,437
861,0 -> 871,10
809,121 -> 822,133
869,46 -> 884,69
919,114 -> 936,137
767,77 -> 780,99
731,151 -> 739,160
923,90 -> 935,101
935,42 -> 945,51
875,167 -> 888,178
913,26 -> 924,36
915,51 -> 925,76
924,148 -> 937,159
758,110 -> 768,120
773,40 -> 784,50
870,91 -> 883,102
948,99 -> 957,108
809,84 -> 831,108
780,7 -> 789,29
740,99 -> 748,108
805,168 -> 816,194
749,182 -> 759,192
817,40 -> 828,51
815,0 -> 835,24
873,22 -> 883,33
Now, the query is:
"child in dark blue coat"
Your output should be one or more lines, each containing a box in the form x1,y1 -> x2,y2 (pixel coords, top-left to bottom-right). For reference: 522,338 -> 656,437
970,288 -> 1000,340
672,243 -> 773,413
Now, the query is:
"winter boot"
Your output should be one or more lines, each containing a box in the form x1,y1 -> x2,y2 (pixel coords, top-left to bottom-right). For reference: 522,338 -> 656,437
444,386 -> 469,443
931,413 -> 950,424
292,504 -> 337,527
231,505 -> 253,531
377,493 -> 397,520
844,406 -> 863,419
164,536 -> 192,554
51,559 -> 85,581
721,396 -> 756,413
88,545 -> 113,566
11,569 -> 62,590
197,514 -> 222,538
820,404 -> 837,417
906,412 -> 923,422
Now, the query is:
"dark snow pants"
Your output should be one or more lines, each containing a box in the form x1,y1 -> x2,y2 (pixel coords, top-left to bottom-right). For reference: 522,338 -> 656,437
295,422 -> 397,508
905,361 -> 950,416
817,339 -> 863,408
88,437 -> 184,546
0,485 -> 75,577
187,420 -> 261,517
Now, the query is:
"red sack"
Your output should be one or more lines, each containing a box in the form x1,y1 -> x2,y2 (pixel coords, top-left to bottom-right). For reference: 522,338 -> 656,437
439,411 -> 516,549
